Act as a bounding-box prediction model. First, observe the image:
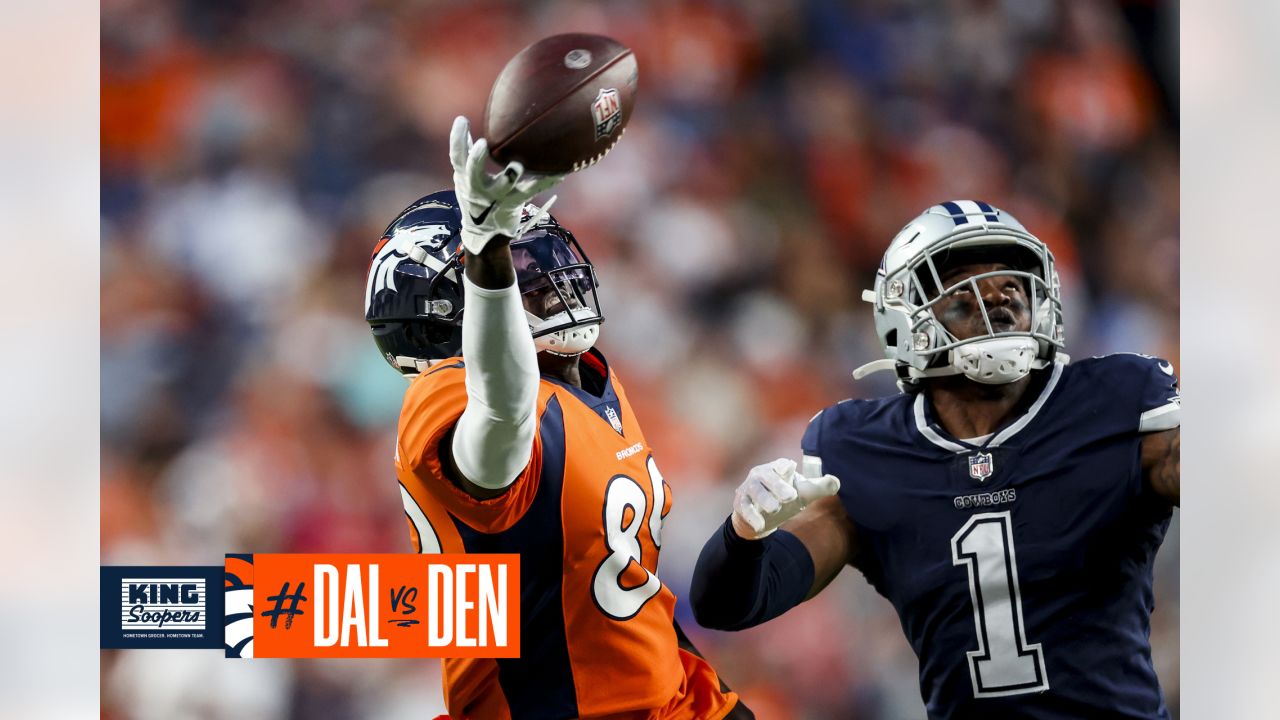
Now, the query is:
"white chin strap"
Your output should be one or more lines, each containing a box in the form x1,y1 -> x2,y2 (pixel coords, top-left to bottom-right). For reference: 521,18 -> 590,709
949,337 -> 1039,384
527,309 -> 601,357
394,355 -> 444,379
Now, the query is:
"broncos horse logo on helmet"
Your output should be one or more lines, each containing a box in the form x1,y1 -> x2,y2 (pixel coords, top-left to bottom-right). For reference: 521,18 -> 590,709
365,191 -> 468,377
365,190 -> 604,378
854,200 -> 1067,390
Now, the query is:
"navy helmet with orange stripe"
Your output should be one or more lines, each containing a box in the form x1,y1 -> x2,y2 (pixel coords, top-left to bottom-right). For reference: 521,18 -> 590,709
365,190 -> 604,377
365,191 -> 467,377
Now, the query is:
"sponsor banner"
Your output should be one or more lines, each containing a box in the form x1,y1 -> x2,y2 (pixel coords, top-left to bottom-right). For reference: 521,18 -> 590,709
228,553 -> 520,659
101,566 -> 225,649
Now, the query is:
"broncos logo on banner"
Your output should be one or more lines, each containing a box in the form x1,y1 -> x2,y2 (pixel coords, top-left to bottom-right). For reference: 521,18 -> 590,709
225,554 -> 255,658
364,222 -> 454,314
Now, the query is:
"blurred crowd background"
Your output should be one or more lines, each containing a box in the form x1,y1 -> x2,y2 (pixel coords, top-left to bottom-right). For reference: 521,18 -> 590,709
100,0 -> 1179,717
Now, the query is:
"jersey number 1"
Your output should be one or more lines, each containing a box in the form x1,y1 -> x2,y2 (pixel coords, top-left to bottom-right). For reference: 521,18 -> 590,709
950,511 -> 1050,698
592,457 -> 668,620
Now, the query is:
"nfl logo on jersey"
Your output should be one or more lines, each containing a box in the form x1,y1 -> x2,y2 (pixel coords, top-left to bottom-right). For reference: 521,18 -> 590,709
604,405 -> 624,434
968,452 -> 994,482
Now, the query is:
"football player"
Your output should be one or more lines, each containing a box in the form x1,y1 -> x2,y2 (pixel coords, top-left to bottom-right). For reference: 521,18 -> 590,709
690,201 -> 1179,719
365,117 -> 749,720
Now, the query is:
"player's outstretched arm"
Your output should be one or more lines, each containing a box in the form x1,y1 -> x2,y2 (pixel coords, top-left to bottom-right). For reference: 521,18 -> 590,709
690,460 -> 854,631
780,495 -> 859,598
444,116 -> 561,499
1141,428 -> 1179,506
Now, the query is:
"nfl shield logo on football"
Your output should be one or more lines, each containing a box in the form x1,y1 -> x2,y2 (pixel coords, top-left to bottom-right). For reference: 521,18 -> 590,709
592,88 -> 622,140
968,452 -> 994,482
604,405 -> 623,434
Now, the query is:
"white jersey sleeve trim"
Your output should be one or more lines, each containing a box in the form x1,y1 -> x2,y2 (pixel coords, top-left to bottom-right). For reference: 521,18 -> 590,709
399,483 -> 441,554
1138,400 -> 1181,432
801,454 -> 824,479
451,275 -> 540,490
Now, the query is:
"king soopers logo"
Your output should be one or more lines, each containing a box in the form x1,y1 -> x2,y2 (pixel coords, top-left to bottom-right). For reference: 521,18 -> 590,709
102,565 -> 225,649
121,577 -> 206,630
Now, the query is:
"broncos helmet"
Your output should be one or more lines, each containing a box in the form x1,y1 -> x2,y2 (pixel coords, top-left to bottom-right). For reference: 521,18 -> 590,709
365,190 -> 604,377
365,191 -> 467,377
854,200 -> 1066,389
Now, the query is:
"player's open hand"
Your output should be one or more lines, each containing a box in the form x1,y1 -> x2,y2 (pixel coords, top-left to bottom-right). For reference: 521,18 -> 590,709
449,116 -> 563,255
731,458 -> 840,540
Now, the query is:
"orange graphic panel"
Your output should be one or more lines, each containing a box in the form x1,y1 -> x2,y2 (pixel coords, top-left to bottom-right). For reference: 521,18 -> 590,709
238,554 -> 520,659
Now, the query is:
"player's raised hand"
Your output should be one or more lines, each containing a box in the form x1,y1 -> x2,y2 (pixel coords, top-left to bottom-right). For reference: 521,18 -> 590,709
449,116 -> 562,255
731,458 -> 840,540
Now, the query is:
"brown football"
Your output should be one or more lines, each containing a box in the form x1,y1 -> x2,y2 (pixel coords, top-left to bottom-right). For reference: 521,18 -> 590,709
485,33 -> 638,175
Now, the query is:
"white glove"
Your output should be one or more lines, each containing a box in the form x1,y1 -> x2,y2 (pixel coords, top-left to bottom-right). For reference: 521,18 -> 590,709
449,116 -> 563,255
731,458 -> 841,540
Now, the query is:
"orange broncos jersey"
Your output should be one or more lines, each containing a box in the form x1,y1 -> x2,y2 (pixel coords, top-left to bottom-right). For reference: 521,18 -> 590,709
394,349 -> 739,720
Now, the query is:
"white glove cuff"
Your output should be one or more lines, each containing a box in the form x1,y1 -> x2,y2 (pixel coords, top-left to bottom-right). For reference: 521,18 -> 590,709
460,225 -> 499,256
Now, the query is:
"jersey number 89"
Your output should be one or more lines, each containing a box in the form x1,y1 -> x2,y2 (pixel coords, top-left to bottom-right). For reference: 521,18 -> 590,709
592,457 -> 668,620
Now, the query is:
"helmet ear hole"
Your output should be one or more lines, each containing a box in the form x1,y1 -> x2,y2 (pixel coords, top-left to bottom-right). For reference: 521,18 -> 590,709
407,321 -> 458,349
885,329 -> 898,349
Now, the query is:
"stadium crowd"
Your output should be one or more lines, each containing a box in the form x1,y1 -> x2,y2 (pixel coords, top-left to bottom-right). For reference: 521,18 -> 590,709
101,0 -> 1179,717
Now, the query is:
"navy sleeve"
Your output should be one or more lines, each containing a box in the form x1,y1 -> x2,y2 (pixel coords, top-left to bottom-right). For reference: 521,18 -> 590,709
801,409 -> 824,455
800,408 -> 826,477
1135,357 -> 1180,432
689,518 -> 816,631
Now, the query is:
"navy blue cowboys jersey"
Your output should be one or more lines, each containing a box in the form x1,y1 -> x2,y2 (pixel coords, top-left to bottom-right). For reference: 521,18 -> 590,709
802,354 -> 1180,720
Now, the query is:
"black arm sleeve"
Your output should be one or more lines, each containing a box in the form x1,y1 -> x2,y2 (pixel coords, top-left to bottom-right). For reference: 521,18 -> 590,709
689,517 -> 817,631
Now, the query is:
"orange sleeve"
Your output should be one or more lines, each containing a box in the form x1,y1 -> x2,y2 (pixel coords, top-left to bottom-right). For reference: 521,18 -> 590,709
396,361 -> 544,534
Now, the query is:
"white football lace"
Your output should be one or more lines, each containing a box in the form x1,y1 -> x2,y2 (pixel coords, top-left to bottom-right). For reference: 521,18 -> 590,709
570,129 -> 625,172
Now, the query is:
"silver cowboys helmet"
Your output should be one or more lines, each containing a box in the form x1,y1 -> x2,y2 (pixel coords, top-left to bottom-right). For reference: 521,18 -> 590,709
853,200 -> 1066,389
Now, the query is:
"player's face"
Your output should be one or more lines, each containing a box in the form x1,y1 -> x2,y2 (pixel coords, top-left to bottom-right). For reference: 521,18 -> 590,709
511,231 -> 593,321
931,262 -> 1032,340
521,276 -> 586,319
